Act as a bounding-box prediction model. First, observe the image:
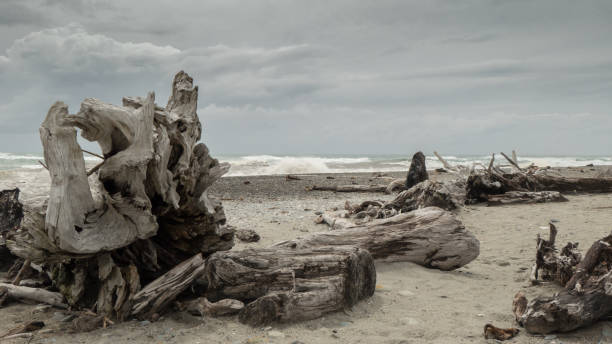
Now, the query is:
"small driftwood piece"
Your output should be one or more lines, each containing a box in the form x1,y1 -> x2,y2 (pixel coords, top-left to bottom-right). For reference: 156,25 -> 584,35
501,151 -> 522,171
487,191 -> 568,206
514,233 -> 612,334
433,151 -> 453,171
405,151 -> 428,189
286,174 -> 301,181
385,178 -> 406,194
178,297 -> 244,317
483,324 -> 519,340
310,185 -> 387,193
203,246 -> 376,326
278,207 -> 479,270
0,283 -> 66,307
131,253 -> 206,319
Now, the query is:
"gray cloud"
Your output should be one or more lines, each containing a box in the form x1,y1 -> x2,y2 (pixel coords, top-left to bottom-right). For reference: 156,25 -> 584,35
0,1 -> 611,155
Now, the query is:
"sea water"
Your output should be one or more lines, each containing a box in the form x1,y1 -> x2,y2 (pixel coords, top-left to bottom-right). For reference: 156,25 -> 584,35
2,152 -> 610,176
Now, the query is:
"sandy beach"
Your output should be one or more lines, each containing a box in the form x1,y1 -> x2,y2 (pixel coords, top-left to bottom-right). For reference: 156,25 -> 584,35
1,167 -> 612,343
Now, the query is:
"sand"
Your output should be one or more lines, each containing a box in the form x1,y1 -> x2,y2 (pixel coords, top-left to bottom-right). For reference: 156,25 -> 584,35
1,167 -> 612,343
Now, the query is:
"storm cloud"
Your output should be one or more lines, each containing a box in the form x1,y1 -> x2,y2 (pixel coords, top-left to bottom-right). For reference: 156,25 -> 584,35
0,0 -> 611,155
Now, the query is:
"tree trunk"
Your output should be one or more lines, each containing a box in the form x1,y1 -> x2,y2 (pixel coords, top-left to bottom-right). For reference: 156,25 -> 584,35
405,151 -> 428,189
202,246 -> 376,326
278,207 -> 479,271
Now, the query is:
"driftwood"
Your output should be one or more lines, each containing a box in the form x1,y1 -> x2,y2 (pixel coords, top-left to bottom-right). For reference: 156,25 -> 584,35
487,191 -> 568,206
279,207 -> 479,270
387,179 -> 465,213
2,72 -> 233,320
467,170 -> 612,203
203,246 -> 375,326
178,297 -> 244,317
0,189 -> 22,271
530,223 -> 581,286
385,178 -> 406,194
514,233 -> 612,334
405,151 -> 428,189
0,321 -> 44,339
131,253 -> 206,319
483,324 -> 519,340
333,179 -> 467,230
0,283 -> 66,307
310,185 -> 387,193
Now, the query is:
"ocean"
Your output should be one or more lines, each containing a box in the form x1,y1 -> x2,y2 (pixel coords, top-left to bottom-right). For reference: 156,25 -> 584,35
1,152 -> 611,176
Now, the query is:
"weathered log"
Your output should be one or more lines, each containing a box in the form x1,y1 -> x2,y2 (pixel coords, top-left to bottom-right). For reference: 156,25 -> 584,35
278,207 -> 479,270
467,170 -> 612,203
0,283 -> 66,308
514,233 -> 612,334
203,246 -> 375,326
405,151 -> 428,189
310,185 -> 387,193
487,191 -> 568,206
131,253 -> 206,319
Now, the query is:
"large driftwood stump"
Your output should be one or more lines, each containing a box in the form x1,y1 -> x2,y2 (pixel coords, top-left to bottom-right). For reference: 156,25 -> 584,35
4,71 -> 232,318
280,207 -> 479,270
203,246 -> 376,326
514,233 -> 612,334
405,151 -> 428,189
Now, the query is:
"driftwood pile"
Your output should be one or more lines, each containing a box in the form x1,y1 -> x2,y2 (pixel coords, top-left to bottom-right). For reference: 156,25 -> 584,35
0,72 -> 483,330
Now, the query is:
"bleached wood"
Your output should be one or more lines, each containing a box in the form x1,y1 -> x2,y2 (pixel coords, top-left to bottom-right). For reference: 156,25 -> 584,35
0,282 -> 66,308
131,253 -> 206,319
278,207 -> 479,270
203,246 -> 376,326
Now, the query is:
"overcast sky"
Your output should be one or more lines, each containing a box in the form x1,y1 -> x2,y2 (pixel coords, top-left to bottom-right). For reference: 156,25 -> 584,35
1,0 -> 611,156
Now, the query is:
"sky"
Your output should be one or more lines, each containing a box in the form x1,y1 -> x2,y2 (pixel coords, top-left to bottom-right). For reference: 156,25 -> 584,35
0,0 -> 611,156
